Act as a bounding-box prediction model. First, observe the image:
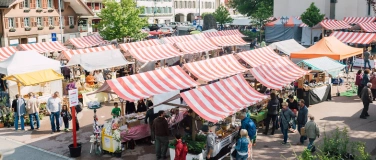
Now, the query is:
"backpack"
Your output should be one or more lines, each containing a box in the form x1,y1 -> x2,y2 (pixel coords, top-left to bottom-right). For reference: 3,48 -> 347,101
75,102 -> 83,113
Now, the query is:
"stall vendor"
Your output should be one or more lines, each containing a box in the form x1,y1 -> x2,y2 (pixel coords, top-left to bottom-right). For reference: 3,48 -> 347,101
85,72 -> 95,88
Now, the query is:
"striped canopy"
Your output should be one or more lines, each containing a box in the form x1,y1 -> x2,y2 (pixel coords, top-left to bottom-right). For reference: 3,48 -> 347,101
162,35 -> 197,44
127,44 -> 185,62
331,31 -> 376,45
174,40 -> 220,54
343,17 -> 376,25
65,34 -> 107,48
209,35 -> 249,47
236,47 -> 281,67
0,47 -> 17,61
313,20 -> 352,30
19,41 -> 68,53
58,45 -> 115,60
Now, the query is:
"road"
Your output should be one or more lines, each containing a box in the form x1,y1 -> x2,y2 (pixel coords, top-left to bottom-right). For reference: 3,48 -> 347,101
0,137 -> 71,160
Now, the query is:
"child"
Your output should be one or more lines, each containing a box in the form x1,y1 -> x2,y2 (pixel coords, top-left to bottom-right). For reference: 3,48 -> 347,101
111,102 -> 121,118
61,105 -> 71,132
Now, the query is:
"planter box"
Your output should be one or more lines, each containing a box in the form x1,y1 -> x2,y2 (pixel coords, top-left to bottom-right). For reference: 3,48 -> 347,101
169,148 -> 204,160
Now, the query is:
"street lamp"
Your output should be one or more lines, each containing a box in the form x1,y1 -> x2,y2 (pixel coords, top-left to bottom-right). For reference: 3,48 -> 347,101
58,0 -> 63,43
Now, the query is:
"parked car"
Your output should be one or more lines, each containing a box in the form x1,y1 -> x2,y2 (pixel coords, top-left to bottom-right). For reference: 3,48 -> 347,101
149,24 -> 160,31
160,27 -> 174,33
169,22 -> 181,29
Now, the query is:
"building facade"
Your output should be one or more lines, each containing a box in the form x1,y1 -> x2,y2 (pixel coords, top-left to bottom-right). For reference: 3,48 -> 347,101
173,0 -> 216,23
0,0 -> 93,47
274,0 -> 375,20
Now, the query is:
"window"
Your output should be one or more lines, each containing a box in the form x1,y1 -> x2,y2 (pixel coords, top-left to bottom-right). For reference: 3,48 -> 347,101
91,3 -> 94,10
61,16 -> 65,25
168,7 -> 171,13
161,7 -> 165,13
174,1 -> 178,8
193,1 -> 195,8
24,17 -> 30,27
184,1 -> 187,8
24,0 -> 29,8
48,17 -> 53,26
8,18 -> 15,28
37,17 -> 42,26
179,1 -> 182,8
69,16 -> 74,26
60,0 -> 64,9
36,0 -> 41,8
47,0 -> 53,8
188,1 -> 191,8
95,3 -> 99,10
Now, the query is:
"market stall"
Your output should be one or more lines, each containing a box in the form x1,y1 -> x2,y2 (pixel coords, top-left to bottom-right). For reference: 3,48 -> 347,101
236,46 -> 282,67
265,16 -> 302,43
57,45 -> 115,61
65,34 -> 108,49
0,46 -> 17,61
0,51 -> 63,98
18,41 -> 68,58
296,57 -> 345,106
268,39 -> 306,56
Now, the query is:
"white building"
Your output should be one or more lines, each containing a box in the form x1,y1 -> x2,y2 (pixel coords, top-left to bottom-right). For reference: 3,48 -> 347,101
173,0 -> 216,23
138,0 -> 174,24
274,0 -> 375,20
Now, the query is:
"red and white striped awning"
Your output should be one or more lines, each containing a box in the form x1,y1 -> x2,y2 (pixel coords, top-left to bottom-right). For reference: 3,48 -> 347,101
193,33 -> 207,40
315,20 -> 352,30
94,66 -> 199,101
174,40 -> 220,54
120,39 -> 161,55
58,45 -> 115,60
65,34 -> 107,48
250,57 -> 309,89
180,74 -> 267,122
236,47 -> 281,67
209,35 -> 249,46
162,35 -> 197,44
184,54 -> 248,82
343,17 -> 376,24
127,44 -> 185,62
0,46 -> 17,61
203,31 -> 222,38
19,41 -> 68,53
359,22 -> 376,32
330,31 -> 376,44
219,30 -> 246,37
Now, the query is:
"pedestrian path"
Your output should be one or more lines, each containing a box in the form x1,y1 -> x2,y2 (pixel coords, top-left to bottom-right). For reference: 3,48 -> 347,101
0,137 -> 71,160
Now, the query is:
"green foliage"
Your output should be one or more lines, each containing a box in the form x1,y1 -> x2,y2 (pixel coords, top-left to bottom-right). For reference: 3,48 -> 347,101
300,3 -> 325,27
203,14 -> 217,31
241,30 -> 264,41
0,97 -> 8,107
229,0 -> 273,17
201,12 -> 211,19
95,0 -> 148,42
249,0 -> 273,27
168,134 -> 207,155
212,5 -> 233,26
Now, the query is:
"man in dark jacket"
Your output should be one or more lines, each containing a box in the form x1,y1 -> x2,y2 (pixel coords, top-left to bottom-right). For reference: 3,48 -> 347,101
263,92 -> 279,135
297,99 -> 308,145
181,109 -> 193,136
145,107 -> 158,144
360,82 -> 372,119
153,110 -> 169,159
125,101 -> 136,114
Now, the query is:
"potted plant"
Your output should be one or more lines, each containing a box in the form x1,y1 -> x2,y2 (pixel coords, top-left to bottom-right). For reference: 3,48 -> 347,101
113,147 -> 122,158
37,26 -> 44,30
69,25 -> 74,29
49,25 -> 55,29
24,8 -> 30,12
9,28 -> 16,32
25,27 -> 31,31
59,26 -> 65,29
169,134 -> 206,160
36,8 -> 43,12
48,8 -> 54,12
68,143 -> 82,157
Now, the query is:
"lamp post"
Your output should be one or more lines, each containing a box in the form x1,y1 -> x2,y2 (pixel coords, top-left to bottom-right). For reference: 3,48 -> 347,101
58,0 -> 63,43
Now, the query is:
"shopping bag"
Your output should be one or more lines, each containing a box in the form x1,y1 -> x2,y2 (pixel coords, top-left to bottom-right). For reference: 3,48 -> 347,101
59,117 -> 63,128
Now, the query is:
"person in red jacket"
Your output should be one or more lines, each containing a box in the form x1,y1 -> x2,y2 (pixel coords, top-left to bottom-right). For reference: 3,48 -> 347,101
174,134 -> 188,160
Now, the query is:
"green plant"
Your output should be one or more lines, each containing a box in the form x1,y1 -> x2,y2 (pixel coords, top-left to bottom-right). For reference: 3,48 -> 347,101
168,134 -> 207,155
39,113 -> 44,120
69,25 -> 74,29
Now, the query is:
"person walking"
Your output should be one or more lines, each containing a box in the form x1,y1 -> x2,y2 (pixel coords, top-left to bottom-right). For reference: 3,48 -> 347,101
235,129 -> 250,160
360,82 -> 373,119
263,92 -> 279,135
356,70 -> 364,97
145,106 -> 158,144
61,105 -> 71,132
153,110 -> 169,159
363,48 -> 372,69
304,115 -> 320,151
47,92 -> 62,133
11,94 -> 26,131
370,73 -> 376,100
27,93 -> 40,130
286,95 -> 298,131
174,134 -> 188,160
202,125 -> 215,160
362,69 -> 371,90
297,99 -> 308,145
348,56 -> 354,72
240,112 -> 256,146
279,102 -> 296,144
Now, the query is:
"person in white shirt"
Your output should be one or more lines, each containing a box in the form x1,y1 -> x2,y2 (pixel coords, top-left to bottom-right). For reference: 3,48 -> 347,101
27,93 -> 40,130
47,91 -> 62,133
94,70 -> 105,84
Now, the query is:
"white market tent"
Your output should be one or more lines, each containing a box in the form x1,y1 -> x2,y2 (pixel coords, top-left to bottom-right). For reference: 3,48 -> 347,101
0,50 -> 62,98
296,57 -> 346,76
268,39 -> 306,55
65,49 -> 134,72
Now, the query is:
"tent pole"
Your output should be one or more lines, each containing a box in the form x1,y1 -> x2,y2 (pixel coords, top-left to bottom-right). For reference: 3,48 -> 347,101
322,28 -> 324,38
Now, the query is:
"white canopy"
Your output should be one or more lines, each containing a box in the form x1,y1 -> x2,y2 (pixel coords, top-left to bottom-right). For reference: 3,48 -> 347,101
269,39 -> 306,55
66,49 -> 134,71
0,50 -> 62,98
297,57 -> 346,76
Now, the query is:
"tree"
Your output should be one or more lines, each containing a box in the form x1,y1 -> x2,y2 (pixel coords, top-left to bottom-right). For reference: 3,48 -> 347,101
212,5 -> 233,27
203,14 -> 217,30
300,2 -> 325,44
201,12 -> 211,19
250,0 -> 273,28
229,0 -> 273,17
95,0 -> 148,42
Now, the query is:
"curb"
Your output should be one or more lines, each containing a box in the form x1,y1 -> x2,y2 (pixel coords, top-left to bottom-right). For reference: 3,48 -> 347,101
0,136 -> 73,160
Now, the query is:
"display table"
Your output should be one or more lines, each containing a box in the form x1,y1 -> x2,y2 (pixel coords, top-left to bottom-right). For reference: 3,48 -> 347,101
82,91 -> 117,106
250,111 -> 267,123
297,84 -> 332,107
211,130 -> 239,157
353,58 -> 376,68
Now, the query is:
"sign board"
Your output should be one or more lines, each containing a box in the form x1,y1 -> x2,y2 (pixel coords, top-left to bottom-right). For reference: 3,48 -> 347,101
354,58 -> 376,68
51,33 -> 57,42
68,89 -> 79,106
